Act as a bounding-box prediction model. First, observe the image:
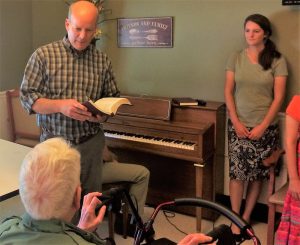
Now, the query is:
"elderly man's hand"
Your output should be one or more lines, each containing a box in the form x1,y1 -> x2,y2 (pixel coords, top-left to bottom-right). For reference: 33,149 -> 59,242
77,192 -> 106,232
178,233 -> 215,245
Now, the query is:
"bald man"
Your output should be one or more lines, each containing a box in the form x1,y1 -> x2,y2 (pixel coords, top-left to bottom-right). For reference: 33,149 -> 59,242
20,0 -> 150,227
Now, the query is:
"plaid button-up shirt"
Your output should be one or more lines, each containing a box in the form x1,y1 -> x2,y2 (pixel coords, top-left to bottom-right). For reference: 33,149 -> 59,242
20,36 -> 120,144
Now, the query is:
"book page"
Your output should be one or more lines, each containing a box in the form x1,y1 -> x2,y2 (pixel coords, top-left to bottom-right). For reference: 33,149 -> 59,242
93,97 -> 131,115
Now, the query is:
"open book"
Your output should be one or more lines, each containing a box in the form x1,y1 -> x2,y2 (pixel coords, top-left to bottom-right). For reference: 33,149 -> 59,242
82,97 -> 131,116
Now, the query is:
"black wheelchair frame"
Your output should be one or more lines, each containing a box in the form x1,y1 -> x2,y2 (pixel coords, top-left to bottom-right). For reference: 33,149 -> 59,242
100,187 -> 261,245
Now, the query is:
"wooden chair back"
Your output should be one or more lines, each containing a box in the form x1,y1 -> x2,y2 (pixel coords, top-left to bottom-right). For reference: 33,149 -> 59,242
6,89 -> 40,147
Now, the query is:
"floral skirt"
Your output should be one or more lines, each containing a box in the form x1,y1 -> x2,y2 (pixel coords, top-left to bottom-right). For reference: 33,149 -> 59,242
228,120 -> 280,181
275,141 -> 300,245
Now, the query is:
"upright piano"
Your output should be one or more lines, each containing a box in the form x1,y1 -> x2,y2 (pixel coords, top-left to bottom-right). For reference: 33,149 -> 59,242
102,95 -> 226,231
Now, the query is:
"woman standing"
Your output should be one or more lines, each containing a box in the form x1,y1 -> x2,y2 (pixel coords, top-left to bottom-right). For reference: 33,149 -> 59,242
224,14 -> 288,241
276,96 -> 300,245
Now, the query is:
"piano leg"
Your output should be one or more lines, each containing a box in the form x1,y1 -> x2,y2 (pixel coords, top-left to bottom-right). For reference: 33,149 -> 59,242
194,162 -> 205,232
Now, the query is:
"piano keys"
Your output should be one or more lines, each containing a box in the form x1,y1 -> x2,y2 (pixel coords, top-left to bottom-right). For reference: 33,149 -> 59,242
102,95 -> 225,231
104,130 -> 197,151
103,116 -> 214,163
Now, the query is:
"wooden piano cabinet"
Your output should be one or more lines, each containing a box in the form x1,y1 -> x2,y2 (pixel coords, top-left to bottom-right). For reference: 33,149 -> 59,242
104,99 -> 226,232
172,102 -> 226,200
109,149 -> 215,221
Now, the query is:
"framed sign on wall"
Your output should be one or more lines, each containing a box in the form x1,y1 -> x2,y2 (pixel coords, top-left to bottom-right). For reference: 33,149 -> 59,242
117,17 -> 173,48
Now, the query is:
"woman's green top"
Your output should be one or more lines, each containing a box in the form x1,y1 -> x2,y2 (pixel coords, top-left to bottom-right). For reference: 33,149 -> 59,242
226,49 -> 288,127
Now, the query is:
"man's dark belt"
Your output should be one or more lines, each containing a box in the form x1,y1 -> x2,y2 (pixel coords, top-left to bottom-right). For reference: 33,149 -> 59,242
42,129 -> 98,145
71,134 -> 97,145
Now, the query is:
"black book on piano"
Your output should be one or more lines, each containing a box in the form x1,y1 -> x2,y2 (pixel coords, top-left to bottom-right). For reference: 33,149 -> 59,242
172,97 -> 198,106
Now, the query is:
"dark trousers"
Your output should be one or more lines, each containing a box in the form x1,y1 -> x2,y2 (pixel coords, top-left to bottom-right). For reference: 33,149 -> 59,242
75,130 -> 105,197
71,131 -> 105,225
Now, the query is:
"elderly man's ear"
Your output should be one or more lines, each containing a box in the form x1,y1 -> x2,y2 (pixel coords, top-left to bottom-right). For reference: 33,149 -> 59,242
73,186 -> 82,211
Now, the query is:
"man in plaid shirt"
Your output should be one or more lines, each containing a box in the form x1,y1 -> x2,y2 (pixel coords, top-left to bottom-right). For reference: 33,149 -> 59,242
20,0 -> 150,231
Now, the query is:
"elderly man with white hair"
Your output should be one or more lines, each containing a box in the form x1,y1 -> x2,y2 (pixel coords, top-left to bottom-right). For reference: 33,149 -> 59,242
0,138 -> 108,244
0,138 -> 215,245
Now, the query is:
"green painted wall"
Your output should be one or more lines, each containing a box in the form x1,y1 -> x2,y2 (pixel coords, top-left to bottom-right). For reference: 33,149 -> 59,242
0,0 -> 298,201
0,0 -> 32,91
99,0 -> 299,107
0,0 -> 299,108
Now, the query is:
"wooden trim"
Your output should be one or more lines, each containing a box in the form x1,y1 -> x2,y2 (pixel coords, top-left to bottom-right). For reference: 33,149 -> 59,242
6,90 -> 18,142
0,190 -> 19,202
6,89 -> 40,145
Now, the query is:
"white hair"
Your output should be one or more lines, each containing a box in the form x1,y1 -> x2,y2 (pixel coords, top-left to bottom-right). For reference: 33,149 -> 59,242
19,138 -> 81,220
